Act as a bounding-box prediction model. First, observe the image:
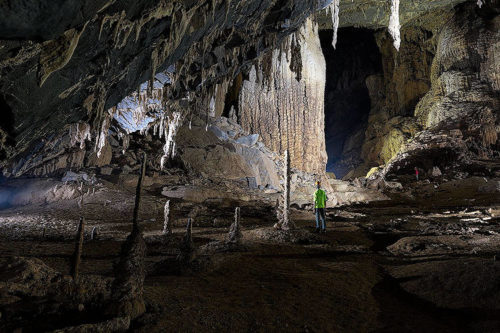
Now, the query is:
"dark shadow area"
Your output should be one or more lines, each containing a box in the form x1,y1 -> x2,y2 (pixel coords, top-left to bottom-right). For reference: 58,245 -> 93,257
0,94 -> 16,160
320,28 -> 382,178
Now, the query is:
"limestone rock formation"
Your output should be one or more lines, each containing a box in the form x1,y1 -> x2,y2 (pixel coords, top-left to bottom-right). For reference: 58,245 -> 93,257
238,18 -> 327,175
378,2 -> 500,178
0,0 -> 323,167
326,1 -> 499,179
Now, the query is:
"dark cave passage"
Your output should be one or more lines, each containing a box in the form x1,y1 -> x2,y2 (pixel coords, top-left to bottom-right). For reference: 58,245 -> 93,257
320,28 -> 382,178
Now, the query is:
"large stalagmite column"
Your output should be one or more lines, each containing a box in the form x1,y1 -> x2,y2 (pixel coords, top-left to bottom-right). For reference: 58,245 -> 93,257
239,18 -> 327,175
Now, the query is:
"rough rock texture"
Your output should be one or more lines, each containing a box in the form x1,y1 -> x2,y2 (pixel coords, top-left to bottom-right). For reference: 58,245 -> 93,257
238,18 -> 327,174
108,228 -> 146,319
0,0 -> 321,166
176,116 -> 281,190
0,256 -> 112,331
377,2 -> 500,178
52,317 -> 130,333
317,0 -> 467,29
330,1 -> 499,179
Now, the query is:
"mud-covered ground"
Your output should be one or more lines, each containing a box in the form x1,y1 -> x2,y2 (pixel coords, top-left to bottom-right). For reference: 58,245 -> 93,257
0,177 -> 499,332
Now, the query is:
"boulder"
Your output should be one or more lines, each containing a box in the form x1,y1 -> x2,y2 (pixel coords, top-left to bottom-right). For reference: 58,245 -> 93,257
235,134 -> 259,146
208,125 -> 229,141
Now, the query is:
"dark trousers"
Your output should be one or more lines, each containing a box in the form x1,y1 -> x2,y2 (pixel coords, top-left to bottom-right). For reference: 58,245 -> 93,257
315,208 -> 326,230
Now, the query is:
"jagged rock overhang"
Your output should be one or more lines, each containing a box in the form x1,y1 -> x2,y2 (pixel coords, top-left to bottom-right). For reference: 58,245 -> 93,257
0,0 -> 322,166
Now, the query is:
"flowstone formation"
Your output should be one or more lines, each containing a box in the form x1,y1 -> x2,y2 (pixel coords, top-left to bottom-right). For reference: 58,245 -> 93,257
238,18 -> 327,175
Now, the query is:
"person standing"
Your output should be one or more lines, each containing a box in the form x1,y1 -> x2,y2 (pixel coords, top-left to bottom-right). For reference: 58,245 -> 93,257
415,167 -> 419,181
313,181 -> 328,233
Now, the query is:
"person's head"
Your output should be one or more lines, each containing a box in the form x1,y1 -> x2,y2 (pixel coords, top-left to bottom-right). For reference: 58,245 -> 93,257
316,180 -> 321,189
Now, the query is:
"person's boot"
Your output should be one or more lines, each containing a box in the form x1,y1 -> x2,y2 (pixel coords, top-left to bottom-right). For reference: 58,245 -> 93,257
321,229 -> 326,234
314,228 -> 320,233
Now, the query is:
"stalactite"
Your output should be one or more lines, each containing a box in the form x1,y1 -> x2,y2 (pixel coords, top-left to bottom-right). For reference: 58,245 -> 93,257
209,96 -> 216,117
328,0 -> 340,49
149,48 -> 159,96
159,113 -> 165,139
69,122 -> 91,149
388,0 -> 401,51
95,114 -> 111,158
122,134 -> 129,154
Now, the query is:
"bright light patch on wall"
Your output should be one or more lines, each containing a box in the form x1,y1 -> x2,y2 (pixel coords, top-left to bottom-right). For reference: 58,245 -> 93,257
113,68 -> 173,134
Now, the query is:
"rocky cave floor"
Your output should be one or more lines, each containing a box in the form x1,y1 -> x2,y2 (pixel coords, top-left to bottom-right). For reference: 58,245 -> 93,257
0,175 -> 499,332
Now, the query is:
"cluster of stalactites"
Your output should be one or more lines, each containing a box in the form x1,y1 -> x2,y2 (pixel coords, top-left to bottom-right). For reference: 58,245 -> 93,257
95,110 -> 113,158
325,0 -> 401,51
160,111 -> 183,170
69,122 -> 92,149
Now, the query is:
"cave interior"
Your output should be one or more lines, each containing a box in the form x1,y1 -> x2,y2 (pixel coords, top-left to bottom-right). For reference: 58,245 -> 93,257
0,0 -> 499,332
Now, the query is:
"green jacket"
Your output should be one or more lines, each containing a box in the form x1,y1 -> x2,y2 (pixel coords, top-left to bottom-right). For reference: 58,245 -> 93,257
313,189 -> 328,208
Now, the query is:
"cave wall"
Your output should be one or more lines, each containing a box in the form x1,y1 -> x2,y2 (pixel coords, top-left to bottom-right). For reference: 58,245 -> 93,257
238,18 -> 328,175
328,1 -> 499,179
375,1 -> 499,178
357,26 -> 434,175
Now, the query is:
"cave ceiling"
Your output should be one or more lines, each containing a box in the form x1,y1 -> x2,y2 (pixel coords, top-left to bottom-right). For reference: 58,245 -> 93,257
316,0 -> 467,29
0,0 -> 469,164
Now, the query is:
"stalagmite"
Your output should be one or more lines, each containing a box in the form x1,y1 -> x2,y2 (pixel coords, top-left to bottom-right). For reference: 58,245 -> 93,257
78,192 -> 84,209
328,0 -> 340,49
184,218 -> 193,246
90,226 -> 97,240
388,0 -> 401,50
108,152 -> 147,319
228,207 -> 242,244
70,217 -> 85,281
132,153 -> 147,231
163,200 -> 171,235
177,218 -> 194,262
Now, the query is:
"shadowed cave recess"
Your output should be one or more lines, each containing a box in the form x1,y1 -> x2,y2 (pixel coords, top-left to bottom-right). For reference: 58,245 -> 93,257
0,0 -> 499,332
